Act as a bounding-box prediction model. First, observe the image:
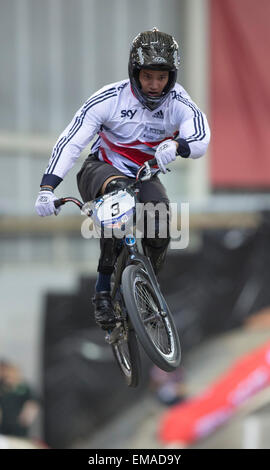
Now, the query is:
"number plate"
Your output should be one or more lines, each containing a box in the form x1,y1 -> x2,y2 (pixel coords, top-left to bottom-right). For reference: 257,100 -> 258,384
95,190 -> 135,225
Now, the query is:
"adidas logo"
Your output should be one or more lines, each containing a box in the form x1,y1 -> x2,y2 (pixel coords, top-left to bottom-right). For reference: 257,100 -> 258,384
152,110 -> 164,119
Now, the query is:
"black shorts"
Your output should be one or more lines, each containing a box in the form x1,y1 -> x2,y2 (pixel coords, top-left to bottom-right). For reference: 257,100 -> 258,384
77,153 -> 170,204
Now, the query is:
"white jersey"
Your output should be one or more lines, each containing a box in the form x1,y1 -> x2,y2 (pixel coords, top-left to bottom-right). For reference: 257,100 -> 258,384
42,79 -> 210,185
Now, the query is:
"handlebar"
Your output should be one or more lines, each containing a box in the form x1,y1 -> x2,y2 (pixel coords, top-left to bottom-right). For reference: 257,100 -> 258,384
53,159 -> 158,210
146,158 -> 157,166
54,197 -> 83,209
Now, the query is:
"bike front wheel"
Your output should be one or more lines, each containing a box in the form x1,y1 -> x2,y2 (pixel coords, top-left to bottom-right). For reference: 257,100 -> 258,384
122,264 -> 181,372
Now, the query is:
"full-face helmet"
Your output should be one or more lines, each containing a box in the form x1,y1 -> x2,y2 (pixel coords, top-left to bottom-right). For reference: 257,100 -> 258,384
128,28 -> 180,111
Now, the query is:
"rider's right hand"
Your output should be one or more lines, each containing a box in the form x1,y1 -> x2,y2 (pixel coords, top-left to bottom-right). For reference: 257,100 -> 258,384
35,188 -> 61,217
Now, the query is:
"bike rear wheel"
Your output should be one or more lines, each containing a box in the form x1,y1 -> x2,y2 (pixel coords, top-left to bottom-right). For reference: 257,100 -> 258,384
111,321 -> 140,388
122,264 -> 181,372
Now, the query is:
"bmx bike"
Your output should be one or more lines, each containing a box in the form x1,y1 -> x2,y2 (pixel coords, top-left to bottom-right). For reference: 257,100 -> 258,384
54,159 -> 181,387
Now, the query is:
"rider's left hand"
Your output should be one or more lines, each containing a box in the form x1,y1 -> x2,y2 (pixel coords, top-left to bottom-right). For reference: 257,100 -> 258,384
155,139 -> 178,174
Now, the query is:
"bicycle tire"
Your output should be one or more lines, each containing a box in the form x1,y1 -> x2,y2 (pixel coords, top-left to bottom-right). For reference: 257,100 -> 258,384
111,322 -> 141,388
110,260 -> 141,387
122,264 -> 181,372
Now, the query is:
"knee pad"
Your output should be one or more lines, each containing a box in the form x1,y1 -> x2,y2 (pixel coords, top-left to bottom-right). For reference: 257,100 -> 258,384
141,201 -> 170,273
142,201 -> 170,241
104,177 -> 129,194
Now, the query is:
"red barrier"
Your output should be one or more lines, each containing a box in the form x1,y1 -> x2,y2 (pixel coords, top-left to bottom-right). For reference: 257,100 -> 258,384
210,0 -> 270,188
159,340 -> 270,445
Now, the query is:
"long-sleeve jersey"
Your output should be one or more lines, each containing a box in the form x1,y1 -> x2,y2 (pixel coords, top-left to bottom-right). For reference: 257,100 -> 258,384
41,79 -> 210,188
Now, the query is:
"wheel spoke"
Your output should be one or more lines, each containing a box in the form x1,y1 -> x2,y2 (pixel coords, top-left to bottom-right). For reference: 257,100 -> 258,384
136,283 -> 159,313
143,313 -> 157,324
133,276 -> 172,356
137,286 -> 155,308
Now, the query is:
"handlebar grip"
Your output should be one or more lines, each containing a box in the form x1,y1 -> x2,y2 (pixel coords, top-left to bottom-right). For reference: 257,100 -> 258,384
147,158 -> 157,167
54,198 -> 65,208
